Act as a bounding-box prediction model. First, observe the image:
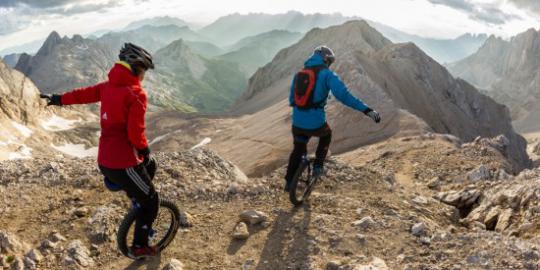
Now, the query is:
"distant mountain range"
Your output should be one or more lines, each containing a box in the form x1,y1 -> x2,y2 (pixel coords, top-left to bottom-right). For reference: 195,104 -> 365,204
123,16 -> 191,31
4,11 -> 507,117
96,24 -> 209,53
2,11 -> 488,65
144,39 -> 246,112
199,11 -> 487,63
199,11 -> 355,46
0,39 -> 44,56
2,53 -> 22,68
14,32 -> 115,94
13,29 -> 245,114
218,30 -> 303,75
371,21 -> 488,64
448,28 -> 540,133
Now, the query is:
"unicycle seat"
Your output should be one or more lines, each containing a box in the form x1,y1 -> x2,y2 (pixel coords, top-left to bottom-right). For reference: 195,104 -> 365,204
104,177 -> 123,192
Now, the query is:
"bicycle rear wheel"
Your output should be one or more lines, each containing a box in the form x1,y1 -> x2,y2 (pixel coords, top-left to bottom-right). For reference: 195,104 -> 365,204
289,160 -> 313,206
117,198 -> 181,259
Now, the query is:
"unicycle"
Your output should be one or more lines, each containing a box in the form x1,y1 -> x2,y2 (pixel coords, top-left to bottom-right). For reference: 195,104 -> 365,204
103,177 -> 185,259
117,197 -> 183,259
289,155 -> 322,206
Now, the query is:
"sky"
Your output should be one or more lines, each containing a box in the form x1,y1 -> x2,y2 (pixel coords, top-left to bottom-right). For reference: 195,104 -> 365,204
0,0 -> 539,51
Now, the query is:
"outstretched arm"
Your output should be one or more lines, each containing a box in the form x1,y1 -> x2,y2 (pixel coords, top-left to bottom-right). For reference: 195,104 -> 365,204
328,71 -> 381,123
327,71 -> 369,112
60,82 -> 105,105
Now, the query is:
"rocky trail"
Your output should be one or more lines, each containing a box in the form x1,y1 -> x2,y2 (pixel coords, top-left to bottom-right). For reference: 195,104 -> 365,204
1,133 -> 540,269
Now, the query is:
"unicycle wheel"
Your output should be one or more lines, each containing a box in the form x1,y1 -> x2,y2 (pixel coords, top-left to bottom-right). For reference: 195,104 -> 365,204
117,198 -> 182,259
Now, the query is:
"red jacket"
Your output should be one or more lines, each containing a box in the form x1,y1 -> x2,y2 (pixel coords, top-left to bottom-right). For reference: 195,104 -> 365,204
61,62 -> 148,169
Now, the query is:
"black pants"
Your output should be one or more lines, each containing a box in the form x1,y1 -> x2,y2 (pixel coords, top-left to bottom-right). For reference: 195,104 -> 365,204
99,161 -> 159,247
285,124 -> 332,182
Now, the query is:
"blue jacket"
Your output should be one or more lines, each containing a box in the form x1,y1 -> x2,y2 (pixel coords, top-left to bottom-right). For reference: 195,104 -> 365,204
289,54 -> 370,130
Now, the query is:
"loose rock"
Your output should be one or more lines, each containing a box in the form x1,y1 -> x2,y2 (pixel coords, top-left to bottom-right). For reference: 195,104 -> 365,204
232,222 -> 249,240
467,165 -> 491,181
239,210 -> 268,225
25,249 -> 43,263
411,222 -> 427,237
162,259 -> 184,270
352,217 -> 377,230
0,231 -> 25,254
62,240 -> 94,268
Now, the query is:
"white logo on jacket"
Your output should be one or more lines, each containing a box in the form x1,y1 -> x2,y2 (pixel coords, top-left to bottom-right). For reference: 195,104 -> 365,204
102,112 -> 108,120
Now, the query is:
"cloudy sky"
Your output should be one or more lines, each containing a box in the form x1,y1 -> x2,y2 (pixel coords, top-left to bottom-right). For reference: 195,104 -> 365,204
0,0 -> 539,51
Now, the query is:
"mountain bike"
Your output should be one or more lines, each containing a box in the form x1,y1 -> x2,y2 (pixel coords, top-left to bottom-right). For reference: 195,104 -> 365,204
104,179 -> 185,259
289,155 -> 322,206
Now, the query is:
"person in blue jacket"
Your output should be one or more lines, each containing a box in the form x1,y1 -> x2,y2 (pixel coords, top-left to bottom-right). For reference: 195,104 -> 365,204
284,46 -> 381,191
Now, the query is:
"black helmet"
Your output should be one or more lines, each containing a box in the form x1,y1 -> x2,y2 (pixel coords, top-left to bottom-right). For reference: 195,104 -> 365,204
314,45 -> 335,67
119,43 -> 154,72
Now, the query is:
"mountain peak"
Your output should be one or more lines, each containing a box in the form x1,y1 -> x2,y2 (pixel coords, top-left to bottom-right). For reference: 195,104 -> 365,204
155,39 -> 197,62
303,20 -> 391,53
47,31 -> 61,42
484,34 -> 506,46
165,39 -> 187,50
36,31 -> 63,56
517,28 -> 540,40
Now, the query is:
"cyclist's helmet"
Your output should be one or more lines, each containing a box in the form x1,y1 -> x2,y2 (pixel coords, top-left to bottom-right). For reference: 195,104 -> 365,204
119,43 -> 154,73
314,45 -> 335,67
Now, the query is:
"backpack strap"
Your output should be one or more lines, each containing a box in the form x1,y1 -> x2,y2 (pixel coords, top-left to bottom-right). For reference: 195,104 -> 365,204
307,65 -> 328,109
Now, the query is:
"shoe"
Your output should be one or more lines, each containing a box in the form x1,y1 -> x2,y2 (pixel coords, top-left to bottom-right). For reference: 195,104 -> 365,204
129,245 -> 158,259
312,165 -> 324,178
284,180 -> 291,192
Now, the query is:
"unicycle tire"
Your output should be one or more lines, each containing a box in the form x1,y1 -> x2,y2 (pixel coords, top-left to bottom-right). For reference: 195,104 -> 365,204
289,161 -> 312,206
117,198 -> 181,259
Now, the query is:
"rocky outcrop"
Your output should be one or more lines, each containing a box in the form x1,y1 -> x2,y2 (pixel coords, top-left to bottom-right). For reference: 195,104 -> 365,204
0,59 -> 98,161
448,29 -> 540,132
534,142 -> 540,156
464,168 -> 540,234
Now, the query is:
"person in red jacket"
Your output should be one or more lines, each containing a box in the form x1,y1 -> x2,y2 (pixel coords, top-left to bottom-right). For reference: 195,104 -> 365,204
41,43 -> 158,258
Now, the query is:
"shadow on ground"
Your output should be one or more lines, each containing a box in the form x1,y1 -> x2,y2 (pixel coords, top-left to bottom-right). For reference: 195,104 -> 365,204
254,204 -> 313,270
123,254 -> 163,270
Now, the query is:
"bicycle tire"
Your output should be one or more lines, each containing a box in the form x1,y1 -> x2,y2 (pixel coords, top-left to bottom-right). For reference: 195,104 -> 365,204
117,198 -> 181,259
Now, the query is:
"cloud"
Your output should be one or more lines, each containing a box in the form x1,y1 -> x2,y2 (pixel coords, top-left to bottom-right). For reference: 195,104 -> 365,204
0,0 -> 122,35
0,6 -> 42,35
0,0 -> 120,14
508,0 -> 540,15
48,1 -> 120,15
0,0 -> 83,9
427,0 -> 520,25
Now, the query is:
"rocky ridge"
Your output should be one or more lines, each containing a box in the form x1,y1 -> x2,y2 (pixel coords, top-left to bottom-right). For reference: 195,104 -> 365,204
1,134 -> 540,269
